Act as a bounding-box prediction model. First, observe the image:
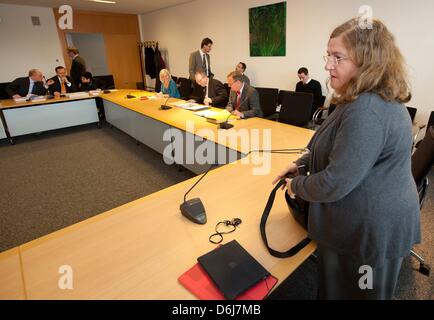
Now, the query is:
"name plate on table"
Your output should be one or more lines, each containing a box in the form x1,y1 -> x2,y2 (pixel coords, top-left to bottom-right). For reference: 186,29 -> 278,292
66,92 -> 90,99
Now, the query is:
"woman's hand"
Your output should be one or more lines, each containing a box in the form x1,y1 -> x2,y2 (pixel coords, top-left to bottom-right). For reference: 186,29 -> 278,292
272,163 -> 299,188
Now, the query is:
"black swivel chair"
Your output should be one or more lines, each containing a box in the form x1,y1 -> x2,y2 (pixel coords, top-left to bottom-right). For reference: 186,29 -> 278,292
0,82 -> 12,99
176,77 -> 192,100
255,87 -> 279,120
277,90 -> 313,127
410,125 -> 434,276
414,111 -> 434,149
93,75 -> 115,90
407,106 -> 417,123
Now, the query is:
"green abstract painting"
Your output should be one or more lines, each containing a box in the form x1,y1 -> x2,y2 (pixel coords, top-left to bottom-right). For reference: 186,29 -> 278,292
249,1 -> 286,57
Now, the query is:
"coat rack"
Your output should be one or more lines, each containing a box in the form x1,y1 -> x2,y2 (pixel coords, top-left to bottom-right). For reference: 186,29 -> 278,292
137,41 -> 158,90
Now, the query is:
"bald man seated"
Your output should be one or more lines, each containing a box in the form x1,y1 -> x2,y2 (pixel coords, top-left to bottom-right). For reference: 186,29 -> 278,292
6,69 -> 48,99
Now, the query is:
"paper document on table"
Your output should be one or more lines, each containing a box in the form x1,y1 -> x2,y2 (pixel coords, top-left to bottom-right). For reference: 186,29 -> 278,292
196,109 -> 233,123
195,110 -> 221,118
173,101 -> 210,111
13,97 -> 28,103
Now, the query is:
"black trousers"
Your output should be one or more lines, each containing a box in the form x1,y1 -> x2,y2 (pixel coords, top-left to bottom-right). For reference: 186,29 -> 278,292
317,244 -> 403,300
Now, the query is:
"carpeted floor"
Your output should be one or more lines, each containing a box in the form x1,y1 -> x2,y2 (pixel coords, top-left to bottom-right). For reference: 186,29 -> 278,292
0,121 -> 432,299
0,122 -> 194,252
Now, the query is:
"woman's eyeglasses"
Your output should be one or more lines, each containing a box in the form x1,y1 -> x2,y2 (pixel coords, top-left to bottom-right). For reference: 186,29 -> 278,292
323,55 -> 350,65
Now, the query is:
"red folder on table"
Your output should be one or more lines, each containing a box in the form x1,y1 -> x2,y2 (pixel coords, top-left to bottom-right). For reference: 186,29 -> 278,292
178,262 -> 278,300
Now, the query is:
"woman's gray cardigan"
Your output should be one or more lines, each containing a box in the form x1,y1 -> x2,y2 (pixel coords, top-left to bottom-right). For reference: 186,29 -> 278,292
291,93 -> 420,266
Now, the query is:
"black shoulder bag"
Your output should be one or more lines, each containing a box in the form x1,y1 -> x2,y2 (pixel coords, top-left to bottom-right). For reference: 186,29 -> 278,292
260,178 -> 311,258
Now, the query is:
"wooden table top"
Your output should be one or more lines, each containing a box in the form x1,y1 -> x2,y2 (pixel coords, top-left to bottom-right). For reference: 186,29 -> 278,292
0,89 -> 316,299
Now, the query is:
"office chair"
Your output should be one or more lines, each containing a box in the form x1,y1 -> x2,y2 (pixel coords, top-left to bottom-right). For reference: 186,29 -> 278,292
406,106 -> 417,123
94,75 -> 115,90
277,90 -> 313,127
171,75 -> 178,84
176,77 -> 192,100
410,125 -> 434,276
0,82 -> 12,99
414,111 -> 434,149
255,87 -> 279,120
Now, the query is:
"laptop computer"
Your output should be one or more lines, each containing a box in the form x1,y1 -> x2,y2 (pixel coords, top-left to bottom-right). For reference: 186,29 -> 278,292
197,240 -> 270,300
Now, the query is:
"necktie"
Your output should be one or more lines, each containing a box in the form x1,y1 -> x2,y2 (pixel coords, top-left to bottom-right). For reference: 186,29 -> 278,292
236,91 -> 241,110
61,79 -> 66,93
202,54 -> 207,76
28,80 -> 34,95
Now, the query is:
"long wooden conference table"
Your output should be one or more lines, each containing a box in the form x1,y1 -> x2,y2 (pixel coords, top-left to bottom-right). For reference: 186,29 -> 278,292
0,90 -> 316,299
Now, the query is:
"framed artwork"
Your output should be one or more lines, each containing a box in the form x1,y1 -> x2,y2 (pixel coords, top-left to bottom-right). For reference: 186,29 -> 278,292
249,1 -> 286,57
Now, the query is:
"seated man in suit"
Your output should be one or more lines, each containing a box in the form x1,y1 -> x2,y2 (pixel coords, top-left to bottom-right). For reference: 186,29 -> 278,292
6,69 -> 48,98
48,66 -> 77,96
80,72 -> 104,91
235,62 -> 250,86
295,67 -> 323,117
190,71 -> 228,108
226,71 -> 263,119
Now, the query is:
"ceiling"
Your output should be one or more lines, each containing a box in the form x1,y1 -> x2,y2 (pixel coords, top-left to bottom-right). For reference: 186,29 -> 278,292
0,0 -> 196,14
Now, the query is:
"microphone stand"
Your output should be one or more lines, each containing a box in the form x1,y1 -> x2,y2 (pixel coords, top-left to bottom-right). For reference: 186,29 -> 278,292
219,112 -> 234,129
180,163 -> 216,224
160,95 -> 172,110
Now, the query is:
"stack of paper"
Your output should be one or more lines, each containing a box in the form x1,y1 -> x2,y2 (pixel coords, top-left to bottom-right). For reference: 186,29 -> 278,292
172,101 -> 209,111
200,109 -> 232,124
13,97 -> 27,103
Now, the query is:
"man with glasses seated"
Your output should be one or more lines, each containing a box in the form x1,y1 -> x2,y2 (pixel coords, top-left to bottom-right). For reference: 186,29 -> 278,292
6,69 -> 48,99
226,71 -> 262,119
189,71 -> 228,108
295,67 -> 323,117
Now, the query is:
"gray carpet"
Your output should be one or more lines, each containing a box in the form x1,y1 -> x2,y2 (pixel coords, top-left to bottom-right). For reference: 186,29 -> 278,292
0,122 -> 194,252
0,121 -> 432,299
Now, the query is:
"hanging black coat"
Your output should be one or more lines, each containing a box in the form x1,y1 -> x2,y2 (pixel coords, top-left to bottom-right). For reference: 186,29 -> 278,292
145,46 -> 157,79
154,45 -> 167,92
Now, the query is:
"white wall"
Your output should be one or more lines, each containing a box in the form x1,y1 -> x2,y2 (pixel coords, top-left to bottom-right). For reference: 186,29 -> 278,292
140,0 -> 434,127
0,4 -> 65,82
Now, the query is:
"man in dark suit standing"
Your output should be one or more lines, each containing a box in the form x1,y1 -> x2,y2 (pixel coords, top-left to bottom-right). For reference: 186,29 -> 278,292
189,38 -> 213,81
226,71 -> 262,119
48,66 -> 77,96
67,47 -> 86,87
189,71 -> 228,108
295,67 -> 323,117
6,69 -> 48,98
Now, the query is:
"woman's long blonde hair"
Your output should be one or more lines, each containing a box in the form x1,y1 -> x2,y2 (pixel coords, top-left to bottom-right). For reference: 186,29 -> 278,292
330,18 -> 411,105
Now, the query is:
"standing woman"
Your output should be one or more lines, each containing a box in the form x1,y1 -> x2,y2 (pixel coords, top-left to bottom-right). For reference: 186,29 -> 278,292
273,18 -> 420,299
158,69 -> 180,98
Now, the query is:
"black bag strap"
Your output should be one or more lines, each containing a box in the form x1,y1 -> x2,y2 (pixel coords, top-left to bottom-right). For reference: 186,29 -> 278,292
260,179 -> 312,258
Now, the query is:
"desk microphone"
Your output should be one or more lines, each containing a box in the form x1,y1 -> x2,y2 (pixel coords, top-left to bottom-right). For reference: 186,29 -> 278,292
180,164 -> 216,224
160,95 -> 172,110
219,94 -> 248,129
219,112 -> 234,129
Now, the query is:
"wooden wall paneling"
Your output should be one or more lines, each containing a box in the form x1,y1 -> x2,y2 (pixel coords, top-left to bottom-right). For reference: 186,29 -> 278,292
53,9 -> 142,89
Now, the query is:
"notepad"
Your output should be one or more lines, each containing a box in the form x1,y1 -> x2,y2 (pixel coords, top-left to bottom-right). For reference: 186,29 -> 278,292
197,240 -> 271,300
179,262 -> 277,300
